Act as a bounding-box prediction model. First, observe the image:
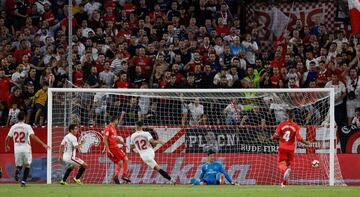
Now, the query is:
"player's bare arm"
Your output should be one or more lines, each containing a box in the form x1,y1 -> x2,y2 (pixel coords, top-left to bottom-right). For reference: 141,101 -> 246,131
300,139 -> 311,146
75,139 -> 85,149
271,133 -> 280,140
4,136 -> 11,152
103,135 -> 114,157
59,144 -> 64,161
30,134 -> 50,150
150,139 -> 164,145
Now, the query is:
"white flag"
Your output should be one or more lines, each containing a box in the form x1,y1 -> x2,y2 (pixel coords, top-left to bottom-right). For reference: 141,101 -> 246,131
269,7 -> 290,37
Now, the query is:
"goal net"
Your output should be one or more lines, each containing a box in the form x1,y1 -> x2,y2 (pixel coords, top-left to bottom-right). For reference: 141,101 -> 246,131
47,88 -> 344,185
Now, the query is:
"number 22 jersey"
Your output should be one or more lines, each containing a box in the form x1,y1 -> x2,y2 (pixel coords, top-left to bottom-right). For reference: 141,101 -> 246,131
7,122 -> 35,153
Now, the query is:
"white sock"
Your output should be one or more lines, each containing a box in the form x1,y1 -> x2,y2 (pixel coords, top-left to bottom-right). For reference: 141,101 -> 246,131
283,168 -> 291,181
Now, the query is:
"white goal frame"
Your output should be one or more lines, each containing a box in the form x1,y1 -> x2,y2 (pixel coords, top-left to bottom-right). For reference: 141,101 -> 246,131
47,88 -> 336,185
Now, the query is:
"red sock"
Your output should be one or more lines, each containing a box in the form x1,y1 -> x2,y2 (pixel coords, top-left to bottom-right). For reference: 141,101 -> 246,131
278,163 -> 287,173
122,160 -> 128,177
114,164 -> 121,177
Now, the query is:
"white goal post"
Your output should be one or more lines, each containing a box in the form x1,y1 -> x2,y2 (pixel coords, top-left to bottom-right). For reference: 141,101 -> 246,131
47,88 -> 341,185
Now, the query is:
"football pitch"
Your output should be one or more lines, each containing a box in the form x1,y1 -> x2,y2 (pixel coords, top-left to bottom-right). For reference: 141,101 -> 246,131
0,184 -> 359,197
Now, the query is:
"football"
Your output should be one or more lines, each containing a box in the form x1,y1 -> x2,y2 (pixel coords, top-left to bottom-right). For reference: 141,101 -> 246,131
312,160 -> 320,167
116,136 -> 124,144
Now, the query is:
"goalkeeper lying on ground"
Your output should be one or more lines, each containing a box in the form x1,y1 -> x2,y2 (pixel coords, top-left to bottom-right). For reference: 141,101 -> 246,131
190,150 -> 235,185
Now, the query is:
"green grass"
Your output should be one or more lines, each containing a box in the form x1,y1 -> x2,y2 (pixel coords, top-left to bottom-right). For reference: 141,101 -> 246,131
0,184 -> 359,197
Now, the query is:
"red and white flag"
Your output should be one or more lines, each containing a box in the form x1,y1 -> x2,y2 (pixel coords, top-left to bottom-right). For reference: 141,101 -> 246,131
269,7 -> 290,38
349,0 -> 360,34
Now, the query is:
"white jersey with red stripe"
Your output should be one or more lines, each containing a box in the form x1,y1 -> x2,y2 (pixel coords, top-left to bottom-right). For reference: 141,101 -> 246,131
130,131 -> 154,156
130,130 -> 157,168
7,122 -> 34,153
61,133 -> 79,160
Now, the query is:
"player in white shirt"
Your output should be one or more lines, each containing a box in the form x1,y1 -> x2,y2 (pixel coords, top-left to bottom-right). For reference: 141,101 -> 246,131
130,121 -> 175,184
59,124 -> 88,185
4,111 -> 49,187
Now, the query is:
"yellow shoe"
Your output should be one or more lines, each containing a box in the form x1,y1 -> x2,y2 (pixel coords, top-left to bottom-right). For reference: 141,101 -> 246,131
60,180 -> 68,185
73,178 -> 83,185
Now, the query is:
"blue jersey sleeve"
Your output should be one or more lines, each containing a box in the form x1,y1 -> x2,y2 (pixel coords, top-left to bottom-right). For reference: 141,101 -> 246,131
217,162 -> 233,183
199,164 -> 206,182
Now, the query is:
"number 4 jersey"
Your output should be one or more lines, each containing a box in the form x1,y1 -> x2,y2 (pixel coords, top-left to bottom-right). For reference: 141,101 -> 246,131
275,120 -> 303,151
7,122 -> 35,153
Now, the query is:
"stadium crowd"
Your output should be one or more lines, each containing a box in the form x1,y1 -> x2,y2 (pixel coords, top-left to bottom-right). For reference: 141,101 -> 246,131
0,0 -> 359,131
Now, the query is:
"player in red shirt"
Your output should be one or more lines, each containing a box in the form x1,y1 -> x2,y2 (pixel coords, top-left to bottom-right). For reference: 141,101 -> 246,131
272,110 -> 310,187
103,116 -> 131,184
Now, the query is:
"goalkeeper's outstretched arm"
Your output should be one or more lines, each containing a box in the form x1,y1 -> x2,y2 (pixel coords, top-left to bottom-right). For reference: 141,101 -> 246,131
219,163 -> 235,184
199,165 -> 206,183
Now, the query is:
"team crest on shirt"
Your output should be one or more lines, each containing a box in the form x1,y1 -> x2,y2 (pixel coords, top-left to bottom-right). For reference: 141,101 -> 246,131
78,131 -> 103,153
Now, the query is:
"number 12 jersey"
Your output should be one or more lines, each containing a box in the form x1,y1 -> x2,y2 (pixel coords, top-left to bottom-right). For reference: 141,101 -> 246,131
130,131 -> 153,155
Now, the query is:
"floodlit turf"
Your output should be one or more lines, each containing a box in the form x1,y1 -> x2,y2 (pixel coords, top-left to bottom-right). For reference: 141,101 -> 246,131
0,184 -> 359,197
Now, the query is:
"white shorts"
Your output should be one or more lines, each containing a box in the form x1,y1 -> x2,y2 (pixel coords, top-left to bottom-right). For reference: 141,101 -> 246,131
63,157 -> 85,167
140,150 -> 157,169
15,151 -> 32,166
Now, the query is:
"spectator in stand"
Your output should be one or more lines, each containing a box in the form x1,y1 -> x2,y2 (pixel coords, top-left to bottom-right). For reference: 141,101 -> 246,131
7,103 -> 20,126
187,97 -> 204,126
99,61 -> 116,88
243,66 -> 260,88
241,106 -> 267,126
229,36 -> 242,56
0,69 -> 11,122
201,64 -> 215,88
40,67 -> 55,87
224,98 -> 243,125
7,86 -> 25,112
23,81 -> 35,124
303,61 -> 318,87
73,64 -> 84,87
241,34 -> 258,64
316,60 -> 329,87
0,0 -> 357,130
213,68 -> 233,88
13,0 -> 30,29
346,68 -> 360,125
138,83 -> 151,121
115,71 -> 129,89
33,81 -> 48,127
86,66 -> 100,88
165,74 -> 180,88
14,39 -> 32,64
119,97 -> 139,126
84,0 -> 102,16
132,47 -> 153,76
325,74 -> 347,127
270,66 -> 284,88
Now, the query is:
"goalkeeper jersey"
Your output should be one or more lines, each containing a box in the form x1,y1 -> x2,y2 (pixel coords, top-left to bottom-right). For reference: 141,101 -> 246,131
200,161 -> 232,184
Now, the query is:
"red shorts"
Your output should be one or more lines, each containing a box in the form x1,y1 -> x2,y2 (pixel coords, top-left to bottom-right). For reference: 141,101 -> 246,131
278,149 -> 295,166
108,147 -> 126,163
